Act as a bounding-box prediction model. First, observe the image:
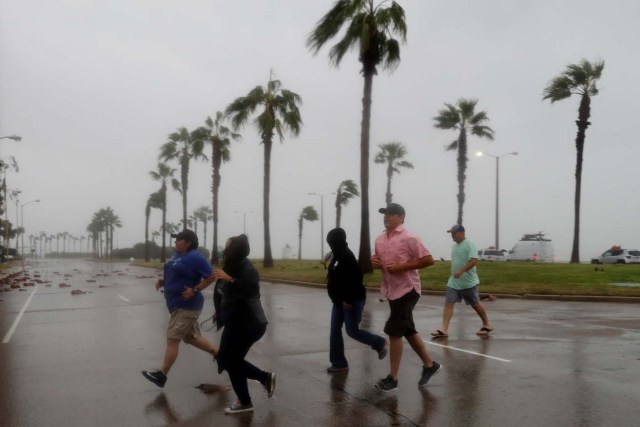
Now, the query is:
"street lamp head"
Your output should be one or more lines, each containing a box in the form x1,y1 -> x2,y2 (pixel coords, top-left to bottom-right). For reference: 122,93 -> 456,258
0,135 -> 22,142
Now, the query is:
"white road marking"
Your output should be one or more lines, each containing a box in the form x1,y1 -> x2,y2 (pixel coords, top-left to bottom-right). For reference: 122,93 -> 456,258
2,284 -> 39,344
118,295 -> 130,302
377,329 -> 511,362
425,340 -> 512,363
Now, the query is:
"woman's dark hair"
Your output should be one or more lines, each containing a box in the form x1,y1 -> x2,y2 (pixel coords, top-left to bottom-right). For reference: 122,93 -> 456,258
222,234 -> 250,274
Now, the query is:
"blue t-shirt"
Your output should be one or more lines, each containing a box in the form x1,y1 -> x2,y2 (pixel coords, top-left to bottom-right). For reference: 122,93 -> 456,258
163,249 -> 213,312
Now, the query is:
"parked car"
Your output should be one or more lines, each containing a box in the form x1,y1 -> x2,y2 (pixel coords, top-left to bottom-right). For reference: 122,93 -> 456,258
591,248 -> 640,264
477,248 -> 508,262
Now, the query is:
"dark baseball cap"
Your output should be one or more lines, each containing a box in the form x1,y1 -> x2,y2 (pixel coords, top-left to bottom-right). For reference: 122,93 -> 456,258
378,203 -> 406,216
447,224 -> 465,233
171,229 -> 199,249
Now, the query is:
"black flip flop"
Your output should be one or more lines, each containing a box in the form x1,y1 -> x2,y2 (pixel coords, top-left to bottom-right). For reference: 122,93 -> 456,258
430,329 -> 448,338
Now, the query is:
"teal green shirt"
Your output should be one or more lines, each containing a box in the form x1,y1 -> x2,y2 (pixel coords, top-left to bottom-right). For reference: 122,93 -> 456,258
447,239 -> 479,290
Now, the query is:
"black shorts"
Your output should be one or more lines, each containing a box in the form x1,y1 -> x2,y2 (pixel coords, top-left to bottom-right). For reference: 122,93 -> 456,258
384,289 -> 420,338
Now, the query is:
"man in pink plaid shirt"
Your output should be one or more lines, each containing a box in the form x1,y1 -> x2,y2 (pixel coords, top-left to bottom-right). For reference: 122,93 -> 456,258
371,203 -> 442,392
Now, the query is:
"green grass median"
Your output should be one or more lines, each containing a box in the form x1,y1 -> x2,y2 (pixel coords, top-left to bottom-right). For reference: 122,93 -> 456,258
131,259 -> 640,297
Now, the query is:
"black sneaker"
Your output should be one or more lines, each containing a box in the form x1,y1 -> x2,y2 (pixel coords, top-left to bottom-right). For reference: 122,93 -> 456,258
326,365 -> 349,373
374,375 -> 398,392
377,341 -> 388,360
263,372 -> 276,397
418,361 -> 442,387
142,369 -> 167,388
225,402 -> 254,414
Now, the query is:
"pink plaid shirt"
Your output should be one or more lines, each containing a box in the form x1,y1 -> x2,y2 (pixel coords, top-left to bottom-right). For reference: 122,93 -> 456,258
374,225 -> 432,301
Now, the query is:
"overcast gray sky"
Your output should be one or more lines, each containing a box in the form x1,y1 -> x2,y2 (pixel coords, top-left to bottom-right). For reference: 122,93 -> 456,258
1,0 -> 639,262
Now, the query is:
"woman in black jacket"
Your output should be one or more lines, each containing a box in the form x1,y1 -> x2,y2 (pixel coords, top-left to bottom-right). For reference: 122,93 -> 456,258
326,228 -> 387,373
213,234 -> 275,414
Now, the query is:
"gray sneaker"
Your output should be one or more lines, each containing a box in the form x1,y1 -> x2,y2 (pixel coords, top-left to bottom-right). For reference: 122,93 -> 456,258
375,375 -> 398,392
225,402 -> 254,414
418,361 -> 442,387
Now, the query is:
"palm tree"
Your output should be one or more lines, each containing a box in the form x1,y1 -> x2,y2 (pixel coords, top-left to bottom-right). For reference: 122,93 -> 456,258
193,112 -> 240,264
374,142 -> 413,205
334,179 -> 359,228
159,127 -> 207,228
151,230 -> 160,244
307,0 -> 407,273
226,73 -> 303,268
297,206 -> 318,260
543,58 -> 605,263
433,98 -> 494,225
194,205 -> 214,255
145,192 -> 163,262
164,222 -> 180,246
150,162 -> 178,262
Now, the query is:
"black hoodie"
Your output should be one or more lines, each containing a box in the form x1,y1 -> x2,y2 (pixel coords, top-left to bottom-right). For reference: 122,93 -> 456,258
326,228 -> 366,304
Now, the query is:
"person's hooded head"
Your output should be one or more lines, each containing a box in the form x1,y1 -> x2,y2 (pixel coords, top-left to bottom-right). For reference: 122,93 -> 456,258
223,234 -> 250,274
326,228 -> 348,255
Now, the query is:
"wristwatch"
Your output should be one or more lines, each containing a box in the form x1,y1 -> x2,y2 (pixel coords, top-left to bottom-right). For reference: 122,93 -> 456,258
192,286 -> 200,294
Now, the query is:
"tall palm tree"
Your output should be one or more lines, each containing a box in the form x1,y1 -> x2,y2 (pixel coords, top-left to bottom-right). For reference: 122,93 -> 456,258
150,162 -> 178,262
374,142 -> 413,206
159,127 -> 207,228
433,98 -> 494,225
543,59 -> 605,263
297,205 -> 318,260
193,112 -> 240,264
151,230 -> 160,244
307,0 -> 407,273
145,192 -> 163,262
334,179 -> 359,228
226,74 -> 303,268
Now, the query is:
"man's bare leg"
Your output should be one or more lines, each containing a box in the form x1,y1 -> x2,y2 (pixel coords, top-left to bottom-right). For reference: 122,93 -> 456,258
160,338 -> 181,375
389,336 -> 403,380
407,333 -> 434,368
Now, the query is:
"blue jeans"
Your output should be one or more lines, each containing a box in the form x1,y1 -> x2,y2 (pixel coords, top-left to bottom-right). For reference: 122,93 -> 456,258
330,299 -> 386,367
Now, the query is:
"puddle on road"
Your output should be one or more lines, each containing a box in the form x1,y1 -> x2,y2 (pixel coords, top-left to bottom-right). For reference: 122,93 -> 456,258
611,283 -> 640,287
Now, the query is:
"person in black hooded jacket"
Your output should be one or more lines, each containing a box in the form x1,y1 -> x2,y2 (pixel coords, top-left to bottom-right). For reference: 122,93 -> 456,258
212,234 -> 275,415
326,228 -> 387,373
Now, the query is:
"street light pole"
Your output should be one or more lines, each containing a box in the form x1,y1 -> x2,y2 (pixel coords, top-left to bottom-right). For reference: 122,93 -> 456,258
309,192 -> 333,259
234,210 -> 253,235
21,199 -> 40,256
476,151 -> 518,249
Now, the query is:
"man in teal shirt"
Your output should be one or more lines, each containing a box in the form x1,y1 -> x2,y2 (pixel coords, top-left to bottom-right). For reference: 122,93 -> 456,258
431,224 -> 493,338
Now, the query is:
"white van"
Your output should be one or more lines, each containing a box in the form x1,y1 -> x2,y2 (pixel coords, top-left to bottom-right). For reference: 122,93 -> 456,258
477,248 -> 508,262
508,232 -> 555,262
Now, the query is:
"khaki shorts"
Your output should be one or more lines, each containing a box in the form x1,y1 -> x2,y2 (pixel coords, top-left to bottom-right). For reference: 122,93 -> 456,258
167,309 -> 201,341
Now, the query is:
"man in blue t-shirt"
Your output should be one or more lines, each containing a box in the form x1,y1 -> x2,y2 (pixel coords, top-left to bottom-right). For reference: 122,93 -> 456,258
431,225 -> 493,338
142,229 -> 226,389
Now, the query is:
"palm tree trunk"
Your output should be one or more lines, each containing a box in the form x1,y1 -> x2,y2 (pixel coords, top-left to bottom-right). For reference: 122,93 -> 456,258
263,140 -> 274,267
335,196 -> 341,228
145,203 -> 150,262
386,165 -> 393,205
297,217 -> 303,260
161,191 -> 167,263
181,161 -> 189,230
358,71 -> 374,273
571,94 -> 591,263
211,142 -> 221,264
456,129 -> 468,225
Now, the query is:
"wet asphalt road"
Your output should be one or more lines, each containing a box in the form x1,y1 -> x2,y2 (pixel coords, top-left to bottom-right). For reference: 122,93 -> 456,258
1,258 -> 639,427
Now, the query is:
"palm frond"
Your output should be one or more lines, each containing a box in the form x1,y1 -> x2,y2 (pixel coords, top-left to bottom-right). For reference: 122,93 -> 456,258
445,141 -> 458,151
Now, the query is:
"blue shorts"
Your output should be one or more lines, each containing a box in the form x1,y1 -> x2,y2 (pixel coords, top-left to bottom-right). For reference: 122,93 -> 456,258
445,285 -> 480,305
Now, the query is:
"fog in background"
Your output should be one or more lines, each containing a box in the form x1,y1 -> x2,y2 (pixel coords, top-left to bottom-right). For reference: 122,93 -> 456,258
1,0 -> 639,262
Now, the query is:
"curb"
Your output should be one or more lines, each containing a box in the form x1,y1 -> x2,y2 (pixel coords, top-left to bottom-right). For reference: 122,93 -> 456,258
261,278 -> 640,304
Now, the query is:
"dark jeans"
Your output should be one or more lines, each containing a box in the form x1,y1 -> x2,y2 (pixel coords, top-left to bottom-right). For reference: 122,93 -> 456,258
217,322 -> 268,405
329,299 -> 385,368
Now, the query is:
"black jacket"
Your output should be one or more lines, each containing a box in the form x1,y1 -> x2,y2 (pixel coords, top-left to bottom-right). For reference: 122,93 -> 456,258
213,258 -> 267,330
326,228 -> 366,305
